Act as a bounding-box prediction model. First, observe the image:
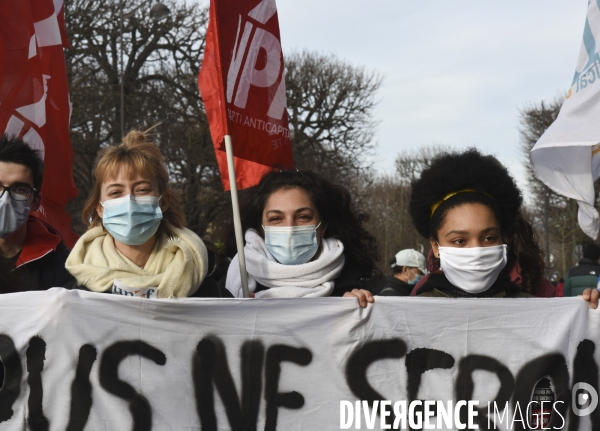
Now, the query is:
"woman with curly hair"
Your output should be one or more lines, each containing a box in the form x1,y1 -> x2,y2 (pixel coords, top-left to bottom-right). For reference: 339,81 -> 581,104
65,129 -> 213,298
408,148 -> 536,298
223,169 -> 381,307
407,149 -> 600,306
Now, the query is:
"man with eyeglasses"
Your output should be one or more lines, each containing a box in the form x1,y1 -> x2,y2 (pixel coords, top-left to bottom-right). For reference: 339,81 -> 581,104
0,134 -> 73,292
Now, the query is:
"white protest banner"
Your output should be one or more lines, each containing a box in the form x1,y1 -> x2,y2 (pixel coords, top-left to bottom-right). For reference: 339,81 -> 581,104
530,1 -> 600,239
0,289 -> 599,430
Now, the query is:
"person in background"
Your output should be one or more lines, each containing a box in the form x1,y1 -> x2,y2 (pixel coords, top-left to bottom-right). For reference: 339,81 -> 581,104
0,134 -> 73,292
65,129 -> 214,298
222,169 -> 382,307
555,278 -> 565,297
563,243 -> 600,297
378,249 -> 427,296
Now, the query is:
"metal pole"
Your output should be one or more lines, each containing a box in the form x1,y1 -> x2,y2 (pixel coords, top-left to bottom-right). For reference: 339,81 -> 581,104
120,0 -> 125,138
544,189 -> 550,277
224,135 -> 250,298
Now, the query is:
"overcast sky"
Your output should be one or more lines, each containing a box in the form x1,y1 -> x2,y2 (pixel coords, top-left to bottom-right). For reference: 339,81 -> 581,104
276,0 -> 588,197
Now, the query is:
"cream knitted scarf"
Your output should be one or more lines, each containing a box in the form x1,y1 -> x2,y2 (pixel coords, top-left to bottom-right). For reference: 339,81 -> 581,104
66,222 -> 207,298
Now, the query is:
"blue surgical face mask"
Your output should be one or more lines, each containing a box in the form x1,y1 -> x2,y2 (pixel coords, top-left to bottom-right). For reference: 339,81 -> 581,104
263,223 -> 321,265
0,192 -> 31,238
408,271 -> 423,286
101,194 -> 163,245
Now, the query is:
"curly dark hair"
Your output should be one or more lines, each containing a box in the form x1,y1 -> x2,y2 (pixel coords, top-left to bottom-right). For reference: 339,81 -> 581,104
0,134 -> 44,191
409,148 -> 523,241
240,169 -> 379,272
507,212 -> 546,294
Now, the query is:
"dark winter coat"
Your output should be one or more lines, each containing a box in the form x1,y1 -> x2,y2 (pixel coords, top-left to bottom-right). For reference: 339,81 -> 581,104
564,258 -> 600,297
377,276 -> 412,296
415,272 -> 532,298
2,216 -> 73,293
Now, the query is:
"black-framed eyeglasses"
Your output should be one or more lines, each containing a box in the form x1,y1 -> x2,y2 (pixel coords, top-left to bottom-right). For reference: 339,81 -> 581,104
0,185 -> 37,201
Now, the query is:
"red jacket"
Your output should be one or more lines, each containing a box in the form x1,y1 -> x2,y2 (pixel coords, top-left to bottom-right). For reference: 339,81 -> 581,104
7,216 -> 73,291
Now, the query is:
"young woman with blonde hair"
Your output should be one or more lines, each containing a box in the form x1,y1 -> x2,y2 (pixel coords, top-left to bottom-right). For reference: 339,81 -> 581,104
65,129 -> 212,298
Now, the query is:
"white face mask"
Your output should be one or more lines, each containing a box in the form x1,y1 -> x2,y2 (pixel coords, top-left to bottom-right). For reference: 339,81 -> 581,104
438,244 -> 507,294
0,192 -> 31,238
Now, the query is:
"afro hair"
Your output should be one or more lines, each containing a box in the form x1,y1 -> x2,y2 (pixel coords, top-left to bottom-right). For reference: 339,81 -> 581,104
409,148 -> 523,239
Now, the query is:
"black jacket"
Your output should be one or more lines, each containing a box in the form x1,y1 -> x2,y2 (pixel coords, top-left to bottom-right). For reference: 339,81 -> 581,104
377,276 -> 412,296
2,217 -> 74,293
416,272 -> 530,298
330,260 -> 384,296
568,258 -> 600,278
4,242 -> 73,293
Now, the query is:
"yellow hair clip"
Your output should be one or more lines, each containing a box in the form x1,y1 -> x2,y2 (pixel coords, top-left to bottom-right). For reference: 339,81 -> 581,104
430,189 -> 477,217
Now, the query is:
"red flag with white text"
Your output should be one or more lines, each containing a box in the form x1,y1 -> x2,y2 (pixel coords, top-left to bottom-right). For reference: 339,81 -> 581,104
198,0 -> 294,190
0,0 -> 78,247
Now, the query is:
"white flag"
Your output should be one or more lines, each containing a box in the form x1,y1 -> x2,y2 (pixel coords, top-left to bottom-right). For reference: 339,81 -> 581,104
530,1 -> 600,239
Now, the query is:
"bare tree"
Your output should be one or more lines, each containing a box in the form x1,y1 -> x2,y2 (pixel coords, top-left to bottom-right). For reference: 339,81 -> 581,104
285,51 -> 382,185
65,6 -> 385,246
519,99 -> 563,207
394,144 -> 453,185
358,145 -> 453,273
64,0 -> 228,236
361,175 -> 415,273
519,98 -> 590,276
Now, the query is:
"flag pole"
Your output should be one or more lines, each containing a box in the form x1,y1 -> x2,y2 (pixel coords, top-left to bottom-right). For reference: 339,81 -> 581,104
224,135 -> 250,298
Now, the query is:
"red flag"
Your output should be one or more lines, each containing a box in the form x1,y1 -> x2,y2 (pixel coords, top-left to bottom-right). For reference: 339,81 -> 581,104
0,0 -> 78,247
198,0 -> 294,190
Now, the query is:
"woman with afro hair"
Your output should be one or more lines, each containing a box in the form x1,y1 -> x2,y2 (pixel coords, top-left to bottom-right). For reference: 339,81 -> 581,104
408,148 -> 545,298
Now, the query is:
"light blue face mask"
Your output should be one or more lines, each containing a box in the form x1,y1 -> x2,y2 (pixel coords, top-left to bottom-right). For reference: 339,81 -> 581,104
408,273 -> 423,286
0,192 -> 30,239
101,194 -> 163,245
263,223 -> 321,265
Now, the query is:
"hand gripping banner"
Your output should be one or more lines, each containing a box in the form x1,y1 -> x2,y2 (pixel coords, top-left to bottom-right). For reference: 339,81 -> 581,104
1,289 -> 600,430
198,0 -> 294,190
0,0 -> 78,246
530,1 -> 600,239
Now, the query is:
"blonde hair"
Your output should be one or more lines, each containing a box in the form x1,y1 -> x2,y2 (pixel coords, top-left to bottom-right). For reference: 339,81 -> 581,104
82,129 -> 186,229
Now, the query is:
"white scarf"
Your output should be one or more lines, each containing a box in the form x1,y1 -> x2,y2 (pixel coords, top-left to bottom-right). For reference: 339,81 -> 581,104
226,229 -> 345,298
66,222 -> 208,298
